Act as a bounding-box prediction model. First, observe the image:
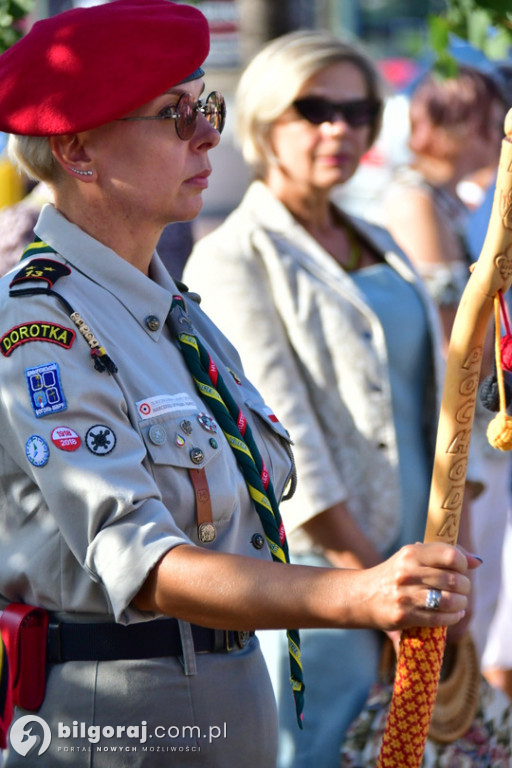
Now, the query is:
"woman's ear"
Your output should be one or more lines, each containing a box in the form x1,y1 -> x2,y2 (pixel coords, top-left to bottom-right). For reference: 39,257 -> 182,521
49,134 -> 95,180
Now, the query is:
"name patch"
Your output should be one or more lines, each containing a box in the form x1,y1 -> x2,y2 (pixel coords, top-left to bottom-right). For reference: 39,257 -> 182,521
25,362 -> 67,418
136,393 -> 197,420
1,322 -> 75,356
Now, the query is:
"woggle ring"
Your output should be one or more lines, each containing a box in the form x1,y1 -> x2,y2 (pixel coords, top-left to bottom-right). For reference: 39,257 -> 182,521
425,588 -> 442,611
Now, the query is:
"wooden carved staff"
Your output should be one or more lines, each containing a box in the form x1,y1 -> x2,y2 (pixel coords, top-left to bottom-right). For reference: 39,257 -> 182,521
376,111 -> 512,768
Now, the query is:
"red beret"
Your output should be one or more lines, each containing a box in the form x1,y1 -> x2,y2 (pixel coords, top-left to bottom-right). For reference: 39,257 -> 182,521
0,0 -> 210,136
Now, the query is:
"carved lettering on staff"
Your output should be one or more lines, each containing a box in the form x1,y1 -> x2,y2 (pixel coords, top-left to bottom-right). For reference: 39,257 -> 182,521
437,512 -> 459,540
436,346 -> 482,540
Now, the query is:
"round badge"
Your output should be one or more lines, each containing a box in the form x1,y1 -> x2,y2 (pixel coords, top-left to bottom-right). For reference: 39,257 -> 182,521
148,424 -> 167,446
25,435 -> 49,467
197,412 -> 217,433
51,426 -> 81,452
189,447 -> 204,465
85,425 -> 116,456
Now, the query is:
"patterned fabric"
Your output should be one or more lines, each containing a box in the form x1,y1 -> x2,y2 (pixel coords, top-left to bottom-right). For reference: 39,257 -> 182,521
342,660 -> 512,767
167,295 -> 305,726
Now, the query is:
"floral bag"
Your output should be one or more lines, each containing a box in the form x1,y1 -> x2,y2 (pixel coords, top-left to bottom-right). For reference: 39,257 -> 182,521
340,634 -> 512,767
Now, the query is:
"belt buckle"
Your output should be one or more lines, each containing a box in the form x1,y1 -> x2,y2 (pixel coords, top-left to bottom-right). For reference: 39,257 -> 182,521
224,630 -> 251,651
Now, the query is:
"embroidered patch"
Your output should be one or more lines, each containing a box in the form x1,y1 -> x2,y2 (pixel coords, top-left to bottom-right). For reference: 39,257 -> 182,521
9,258 -> 71,290
0,322 -> 75,357
136,393 -> 197,420
25,362 -> 67,418
25,435 -> 50,467
85,424 -> 116,455
51,426 -> 81,452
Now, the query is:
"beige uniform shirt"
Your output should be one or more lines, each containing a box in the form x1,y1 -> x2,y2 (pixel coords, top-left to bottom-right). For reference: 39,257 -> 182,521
0,204 -> 293,624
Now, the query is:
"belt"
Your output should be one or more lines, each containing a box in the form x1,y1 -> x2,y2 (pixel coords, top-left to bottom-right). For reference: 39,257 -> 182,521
47,618 -> 253,663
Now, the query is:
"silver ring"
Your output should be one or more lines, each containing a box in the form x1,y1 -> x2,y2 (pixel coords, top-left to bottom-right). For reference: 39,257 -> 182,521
425,588 -> 442,611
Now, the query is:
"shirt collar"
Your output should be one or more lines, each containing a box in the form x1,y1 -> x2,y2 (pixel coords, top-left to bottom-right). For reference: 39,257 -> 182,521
34,204 -> 180,340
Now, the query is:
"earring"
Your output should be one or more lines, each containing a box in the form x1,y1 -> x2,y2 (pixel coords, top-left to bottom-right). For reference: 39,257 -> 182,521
69,167 -> 93,176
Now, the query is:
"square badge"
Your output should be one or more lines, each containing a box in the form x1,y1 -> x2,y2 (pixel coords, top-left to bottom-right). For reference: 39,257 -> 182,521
25,362 -> 67,418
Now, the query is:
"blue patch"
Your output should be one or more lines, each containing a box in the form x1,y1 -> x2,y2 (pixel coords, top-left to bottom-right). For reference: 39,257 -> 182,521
25,435 -> 50,467
25,362 -> 67,418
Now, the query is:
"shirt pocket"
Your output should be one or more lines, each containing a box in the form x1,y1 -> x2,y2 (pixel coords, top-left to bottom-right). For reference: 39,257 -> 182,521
244,398 -> 295,503
139,410 -> 240,537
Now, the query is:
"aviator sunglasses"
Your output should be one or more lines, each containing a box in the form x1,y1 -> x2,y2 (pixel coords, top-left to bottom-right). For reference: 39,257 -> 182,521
293,97 -> 381,128
118,91 -> 226,140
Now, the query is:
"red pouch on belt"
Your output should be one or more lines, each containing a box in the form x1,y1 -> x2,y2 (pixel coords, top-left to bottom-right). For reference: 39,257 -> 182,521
0,603 -> 49,711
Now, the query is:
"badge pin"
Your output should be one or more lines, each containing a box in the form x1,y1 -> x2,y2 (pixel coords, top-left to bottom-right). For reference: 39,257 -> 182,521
148,424 -> 167,446
197,412 -> 217,433
180,419 -> 193,435
209,438 -> 218,449
228,368 -> 242,385
190,447 -> 204,465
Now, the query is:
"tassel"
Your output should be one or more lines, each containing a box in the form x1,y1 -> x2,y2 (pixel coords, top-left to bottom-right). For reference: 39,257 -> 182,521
487,292 -> 512,450
500,291 -> 512,372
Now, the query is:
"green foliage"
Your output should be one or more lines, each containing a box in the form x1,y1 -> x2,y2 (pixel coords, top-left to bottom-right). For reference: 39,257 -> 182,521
0,0 -> 34,53
430,0 -> 512,73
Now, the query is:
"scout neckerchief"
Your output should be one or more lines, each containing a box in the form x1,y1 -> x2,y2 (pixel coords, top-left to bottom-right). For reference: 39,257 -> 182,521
167,295 -> 305,727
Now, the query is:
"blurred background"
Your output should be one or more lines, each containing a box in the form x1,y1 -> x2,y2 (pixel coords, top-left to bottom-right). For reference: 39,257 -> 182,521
1,0 -> 511,239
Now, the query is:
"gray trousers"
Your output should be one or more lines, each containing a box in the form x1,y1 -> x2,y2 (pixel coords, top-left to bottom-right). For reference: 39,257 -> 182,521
5,636 -> 278,767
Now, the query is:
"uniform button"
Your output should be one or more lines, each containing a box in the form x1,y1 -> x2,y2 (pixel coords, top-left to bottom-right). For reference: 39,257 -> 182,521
251,533 -> 265,550
377,442 -> 387,449
145,315 -> 160,332
190,447 -> 204,464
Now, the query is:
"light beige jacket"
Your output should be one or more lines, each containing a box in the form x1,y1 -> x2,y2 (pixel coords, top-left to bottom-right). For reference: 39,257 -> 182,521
185,181 -> 447,554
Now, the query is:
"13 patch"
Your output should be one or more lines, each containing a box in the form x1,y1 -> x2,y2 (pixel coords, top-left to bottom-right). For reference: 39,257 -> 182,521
25,362 -> 67,418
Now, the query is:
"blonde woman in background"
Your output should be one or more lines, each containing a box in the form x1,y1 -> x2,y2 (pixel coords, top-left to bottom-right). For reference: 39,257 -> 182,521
185,31 -> 477,768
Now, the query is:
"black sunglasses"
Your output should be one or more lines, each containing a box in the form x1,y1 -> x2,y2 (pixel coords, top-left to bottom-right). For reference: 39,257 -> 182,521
293,97 -> 381,128
118,91 -> 226,140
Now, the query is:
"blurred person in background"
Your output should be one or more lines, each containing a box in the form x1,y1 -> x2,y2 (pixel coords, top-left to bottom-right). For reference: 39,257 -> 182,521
384,65 -> 506,352
184,31 -> 478,768
383,66 -> 512,692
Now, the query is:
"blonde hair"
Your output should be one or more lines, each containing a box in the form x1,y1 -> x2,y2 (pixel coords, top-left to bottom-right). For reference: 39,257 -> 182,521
8,134 -> 60,183
236,30 -> 384,179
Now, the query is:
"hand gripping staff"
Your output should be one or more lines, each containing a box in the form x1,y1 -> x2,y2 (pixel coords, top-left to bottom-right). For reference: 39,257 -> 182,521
376,110 -> 512,768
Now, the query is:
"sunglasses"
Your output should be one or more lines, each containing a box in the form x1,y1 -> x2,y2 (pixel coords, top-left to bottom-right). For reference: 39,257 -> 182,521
293,97 -> 381,128
118,91 -> 226,140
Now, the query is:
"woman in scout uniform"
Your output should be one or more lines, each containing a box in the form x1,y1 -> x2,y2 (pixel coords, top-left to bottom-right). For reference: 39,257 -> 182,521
0,4 -> 479,766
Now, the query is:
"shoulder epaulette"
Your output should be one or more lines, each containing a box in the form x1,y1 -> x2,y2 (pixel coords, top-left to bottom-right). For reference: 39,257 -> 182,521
8,240 -> 118,375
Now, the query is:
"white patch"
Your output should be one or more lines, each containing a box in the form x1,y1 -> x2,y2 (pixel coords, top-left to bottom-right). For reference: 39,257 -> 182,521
135,393 -> 197,420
